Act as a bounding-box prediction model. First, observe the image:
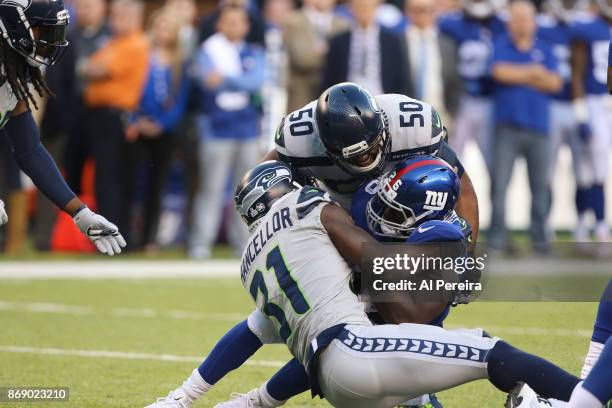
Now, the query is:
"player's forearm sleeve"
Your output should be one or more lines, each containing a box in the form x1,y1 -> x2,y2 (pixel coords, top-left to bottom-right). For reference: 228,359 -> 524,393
4,111 -> 76,209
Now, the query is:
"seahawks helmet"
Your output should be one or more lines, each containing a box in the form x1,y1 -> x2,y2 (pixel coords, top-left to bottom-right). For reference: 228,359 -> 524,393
0,0 -> 70,67
461,0 -> 506,19
366,155 -> 460,239
234,161 -> 299,230
547,0 -> 589,22
316,82 -> 391,176
595,0 -> 612,19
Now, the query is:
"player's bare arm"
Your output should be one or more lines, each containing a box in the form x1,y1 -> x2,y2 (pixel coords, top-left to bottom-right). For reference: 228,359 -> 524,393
571,41 -> 588,99
259,148 -> 279,163
321,202 -> 447,324
456,171 -> 479,253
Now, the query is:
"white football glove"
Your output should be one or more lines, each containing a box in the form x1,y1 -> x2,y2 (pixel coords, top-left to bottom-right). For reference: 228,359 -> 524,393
0,199 -> 7,226
73,207 -> 126,256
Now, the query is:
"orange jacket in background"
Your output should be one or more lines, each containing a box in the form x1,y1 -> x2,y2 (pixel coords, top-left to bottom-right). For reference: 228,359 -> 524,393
84,31 -> 150,111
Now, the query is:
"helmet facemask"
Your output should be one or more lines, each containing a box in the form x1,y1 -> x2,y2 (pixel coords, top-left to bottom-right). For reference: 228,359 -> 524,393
335,113 -> 391,177
366,174 -> 433,239
0,5 -> 69,67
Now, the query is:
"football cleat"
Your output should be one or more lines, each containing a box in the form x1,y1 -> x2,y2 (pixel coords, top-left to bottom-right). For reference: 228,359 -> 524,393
144,389 -> 192,408
213,389 -> 265,408
505,383 -> 553,408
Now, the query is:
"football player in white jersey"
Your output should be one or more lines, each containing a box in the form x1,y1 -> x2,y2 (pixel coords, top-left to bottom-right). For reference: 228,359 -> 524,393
222,161 -> 580,408
260,82 -> 480,252
0,0 -> 125,254
145,83 -> 479,408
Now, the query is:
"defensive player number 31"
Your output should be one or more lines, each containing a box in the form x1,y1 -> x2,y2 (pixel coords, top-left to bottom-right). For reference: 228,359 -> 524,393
249,245 -> 311,341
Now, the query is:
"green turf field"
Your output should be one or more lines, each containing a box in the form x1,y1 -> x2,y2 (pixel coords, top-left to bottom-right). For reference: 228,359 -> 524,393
0,276 -> 597,408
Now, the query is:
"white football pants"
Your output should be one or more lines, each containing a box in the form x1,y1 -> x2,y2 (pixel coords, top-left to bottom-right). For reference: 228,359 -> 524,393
317,323 -> 499,408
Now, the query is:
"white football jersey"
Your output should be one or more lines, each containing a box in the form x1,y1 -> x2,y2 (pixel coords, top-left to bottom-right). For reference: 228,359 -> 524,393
239,186 -> 370,368
275,94 -> 447,209
0,77 -> 19,129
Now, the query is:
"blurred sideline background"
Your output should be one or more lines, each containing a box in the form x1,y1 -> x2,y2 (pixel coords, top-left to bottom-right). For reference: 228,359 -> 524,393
0,0 -> 611,259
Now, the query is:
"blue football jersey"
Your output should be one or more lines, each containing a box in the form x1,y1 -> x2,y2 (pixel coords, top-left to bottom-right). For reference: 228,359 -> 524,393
537,15 -> 573,101
350,179 -> 470,244
438,12 -> 507,97
571,15 -> 611,95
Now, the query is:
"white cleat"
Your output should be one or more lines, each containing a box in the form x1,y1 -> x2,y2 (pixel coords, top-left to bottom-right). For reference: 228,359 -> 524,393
505,383 -> 554,408
144,389 -> 192,408
213,388 -> 264,408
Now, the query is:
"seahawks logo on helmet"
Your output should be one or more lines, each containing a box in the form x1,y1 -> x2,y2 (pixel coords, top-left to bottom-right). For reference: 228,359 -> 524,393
254,167 -> 291,190
234,161 -> 298,229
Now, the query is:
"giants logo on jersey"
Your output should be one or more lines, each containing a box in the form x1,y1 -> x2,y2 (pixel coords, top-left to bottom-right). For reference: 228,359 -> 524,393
423,191 -> 448,211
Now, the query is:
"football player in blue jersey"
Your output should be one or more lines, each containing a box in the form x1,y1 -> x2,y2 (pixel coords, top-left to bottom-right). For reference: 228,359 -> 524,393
0,0 -> 125,255
537,0 -> 592,243
570,0 -> 612,243
146,157 -> 471,408
438,0 -> 507,172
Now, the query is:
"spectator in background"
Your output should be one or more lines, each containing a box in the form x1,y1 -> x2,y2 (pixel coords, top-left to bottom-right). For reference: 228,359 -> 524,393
438,0 -> 507,173
284,0 -> 348,112
165,0 -> 198,57
64,0 -> 111,195
81,0 -> 150,246
199,0 -> 266,47
322,0 -> 411,95
261,0 -> 292,147
122,9 -> 191,252
404,0 -> 460,123
488,0 -> 562,253
189,4 -> 265,259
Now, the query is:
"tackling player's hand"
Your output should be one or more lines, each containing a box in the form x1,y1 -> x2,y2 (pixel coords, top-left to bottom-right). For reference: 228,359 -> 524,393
0,199 -> 7,225
73,207 -> 126,256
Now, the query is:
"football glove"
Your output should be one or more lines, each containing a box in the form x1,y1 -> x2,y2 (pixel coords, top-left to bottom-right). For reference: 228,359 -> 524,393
0,199 -> 7,225
73,207 -> 126,256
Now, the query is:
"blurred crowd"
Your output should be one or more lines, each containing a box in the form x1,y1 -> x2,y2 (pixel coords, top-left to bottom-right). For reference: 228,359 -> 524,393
0,0 -> 610,257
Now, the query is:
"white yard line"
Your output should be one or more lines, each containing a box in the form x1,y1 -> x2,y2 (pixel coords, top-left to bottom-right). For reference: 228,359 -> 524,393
0,345 -> 284,367
0,260 -> 240,279
0,300 -> 592,338
0,300 -> 244,322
